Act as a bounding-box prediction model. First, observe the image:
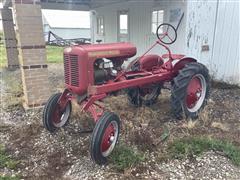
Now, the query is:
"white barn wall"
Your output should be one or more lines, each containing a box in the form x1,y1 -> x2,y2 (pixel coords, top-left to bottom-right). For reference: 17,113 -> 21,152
212,1 -> 239,84
185,1 -> 218,68
92,0 -> 187,57
186,0 -> 240,85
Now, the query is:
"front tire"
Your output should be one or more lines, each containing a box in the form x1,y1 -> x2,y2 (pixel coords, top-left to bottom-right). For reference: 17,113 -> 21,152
90,112 -> 120,165
171,62 -> 210,119
43,93 -> 72,132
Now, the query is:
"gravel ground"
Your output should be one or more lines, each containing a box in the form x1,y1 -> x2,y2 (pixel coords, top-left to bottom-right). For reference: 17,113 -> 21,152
0,64 -> 240,179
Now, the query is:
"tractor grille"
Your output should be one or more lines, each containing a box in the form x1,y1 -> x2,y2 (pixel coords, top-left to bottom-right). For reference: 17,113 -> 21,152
64,54 -> 79,87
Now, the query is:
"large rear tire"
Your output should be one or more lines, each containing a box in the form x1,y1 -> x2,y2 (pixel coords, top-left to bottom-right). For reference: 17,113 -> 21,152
171,62 -> 210,119
43,93 -> 72,132
127,84 -> 161,107
90,112 -> 120,165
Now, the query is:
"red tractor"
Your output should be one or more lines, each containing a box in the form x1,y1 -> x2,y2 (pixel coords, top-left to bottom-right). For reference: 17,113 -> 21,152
43,23 -> 210,165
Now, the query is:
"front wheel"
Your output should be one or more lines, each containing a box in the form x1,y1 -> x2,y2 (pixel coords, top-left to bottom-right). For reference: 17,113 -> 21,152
90,112 -> 120,165
171,62 -> 210,119
43,93 -> 72,132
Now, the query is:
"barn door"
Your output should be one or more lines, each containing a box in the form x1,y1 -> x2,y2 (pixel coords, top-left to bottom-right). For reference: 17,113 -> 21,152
118,10 -> 129,42
211,1 -> 239,83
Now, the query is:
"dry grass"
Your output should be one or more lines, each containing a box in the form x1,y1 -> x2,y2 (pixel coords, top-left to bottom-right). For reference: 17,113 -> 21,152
182,120 -> 198,129
211,122 -> 229,131
1,70 -> 23,110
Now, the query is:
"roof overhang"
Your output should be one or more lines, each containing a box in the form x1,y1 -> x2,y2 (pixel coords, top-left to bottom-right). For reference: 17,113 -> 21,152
2,0 -> 154,11
40,0 -> 126,11
40,0 -> 90,11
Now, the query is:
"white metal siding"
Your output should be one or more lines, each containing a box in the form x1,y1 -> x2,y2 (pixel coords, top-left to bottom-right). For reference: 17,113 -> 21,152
186,0 -> 240,85
212,1 -> 240,84
185,1 -> 218,67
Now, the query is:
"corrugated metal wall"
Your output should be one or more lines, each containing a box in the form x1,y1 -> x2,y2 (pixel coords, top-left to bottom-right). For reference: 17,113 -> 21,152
186,0 -> 239,84
185,1 -> 218,66
212,1 -> 239,84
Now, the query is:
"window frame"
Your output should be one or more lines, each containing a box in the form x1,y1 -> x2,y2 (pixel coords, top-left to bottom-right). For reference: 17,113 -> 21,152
151,9 -> 165,35
97,16 -> 104,35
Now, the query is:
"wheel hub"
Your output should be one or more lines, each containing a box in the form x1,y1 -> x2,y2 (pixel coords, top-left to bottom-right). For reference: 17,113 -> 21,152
52,103 -> 71,127
101,121 -> 118,157
101,125 -> 115,152
53,107 -> 62,123
186,74 -> 207,112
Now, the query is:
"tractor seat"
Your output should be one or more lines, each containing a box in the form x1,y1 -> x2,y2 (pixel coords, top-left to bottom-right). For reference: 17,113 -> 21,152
162,54 -> 185,60
139,54 -> 164,71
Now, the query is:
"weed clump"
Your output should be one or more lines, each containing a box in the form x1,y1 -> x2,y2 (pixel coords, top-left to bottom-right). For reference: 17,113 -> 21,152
0,145 -> 19,170
168,137 -> 240,166
110,144 -> 144,171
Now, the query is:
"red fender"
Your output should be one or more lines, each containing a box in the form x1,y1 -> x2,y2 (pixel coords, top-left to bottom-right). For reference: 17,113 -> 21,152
173,57 -> 197,73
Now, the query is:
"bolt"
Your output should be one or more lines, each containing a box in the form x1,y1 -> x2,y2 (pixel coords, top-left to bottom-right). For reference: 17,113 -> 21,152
110,136 -> 115,142
196,92 -> 201,98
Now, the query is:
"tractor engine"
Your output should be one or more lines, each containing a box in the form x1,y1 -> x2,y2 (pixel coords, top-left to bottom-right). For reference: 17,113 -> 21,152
94,58 -> 119,84
93,57 -> 127,84
63,42 -> 136,95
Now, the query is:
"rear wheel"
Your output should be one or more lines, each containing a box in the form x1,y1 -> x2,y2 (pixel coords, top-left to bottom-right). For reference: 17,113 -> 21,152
43,93 -> 72,132
127,84 -> 161,107
171,62 -> 210,119
90,112 -> 120,165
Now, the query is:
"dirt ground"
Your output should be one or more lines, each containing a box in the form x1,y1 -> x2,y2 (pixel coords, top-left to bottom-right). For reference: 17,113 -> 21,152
0,64 -> 240,179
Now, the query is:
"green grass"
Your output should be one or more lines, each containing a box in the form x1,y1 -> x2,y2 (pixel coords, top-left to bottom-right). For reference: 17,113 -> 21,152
0,176 -> 20,180
168,137 -> 240,166
0,45 -> 63,66
0,30 -> 64,67
110,144 -> 145,171
46,45 -> 64,63
0,145 -> 19,170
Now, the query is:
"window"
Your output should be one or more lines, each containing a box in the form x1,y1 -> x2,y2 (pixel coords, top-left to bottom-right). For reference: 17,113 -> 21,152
97,16 -> 104,35
152,10 -> 164,34
119,14 -> 128,35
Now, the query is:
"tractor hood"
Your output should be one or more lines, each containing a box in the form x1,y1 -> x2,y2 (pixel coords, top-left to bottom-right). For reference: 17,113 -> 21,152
65,42 -> 137,59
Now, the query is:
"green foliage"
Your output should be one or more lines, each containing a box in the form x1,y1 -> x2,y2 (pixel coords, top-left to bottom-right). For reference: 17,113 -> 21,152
46,45 -> 64,63
168,137 -> 240,166
0,145 -> 19,170
110,144 -> 145,171
0,176 -> 20,180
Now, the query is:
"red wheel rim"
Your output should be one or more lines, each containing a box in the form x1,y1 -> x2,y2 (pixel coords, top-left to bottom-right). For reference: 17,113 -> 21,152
101,121 -> 118,157
186,74 -> 207,112
51,103 -> 71,127
52,106 -> 61,124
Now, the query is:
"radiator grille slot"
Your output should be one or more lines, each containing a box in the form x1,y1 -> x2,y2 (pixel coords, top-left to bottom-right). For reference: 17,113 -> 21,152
64,54 -> 70,85
64,54 -> 79,87
70,55 -> 79,86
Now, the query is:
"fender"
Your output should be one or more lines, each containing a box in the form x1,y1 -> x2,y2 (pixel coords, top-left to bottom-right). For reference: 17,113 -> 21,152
173,57 -> 197,73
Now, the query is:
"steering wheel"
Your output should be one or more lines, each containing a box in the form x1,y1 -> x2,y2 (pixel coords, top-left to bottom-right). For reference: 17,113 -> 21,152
156,23 -> 177,45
